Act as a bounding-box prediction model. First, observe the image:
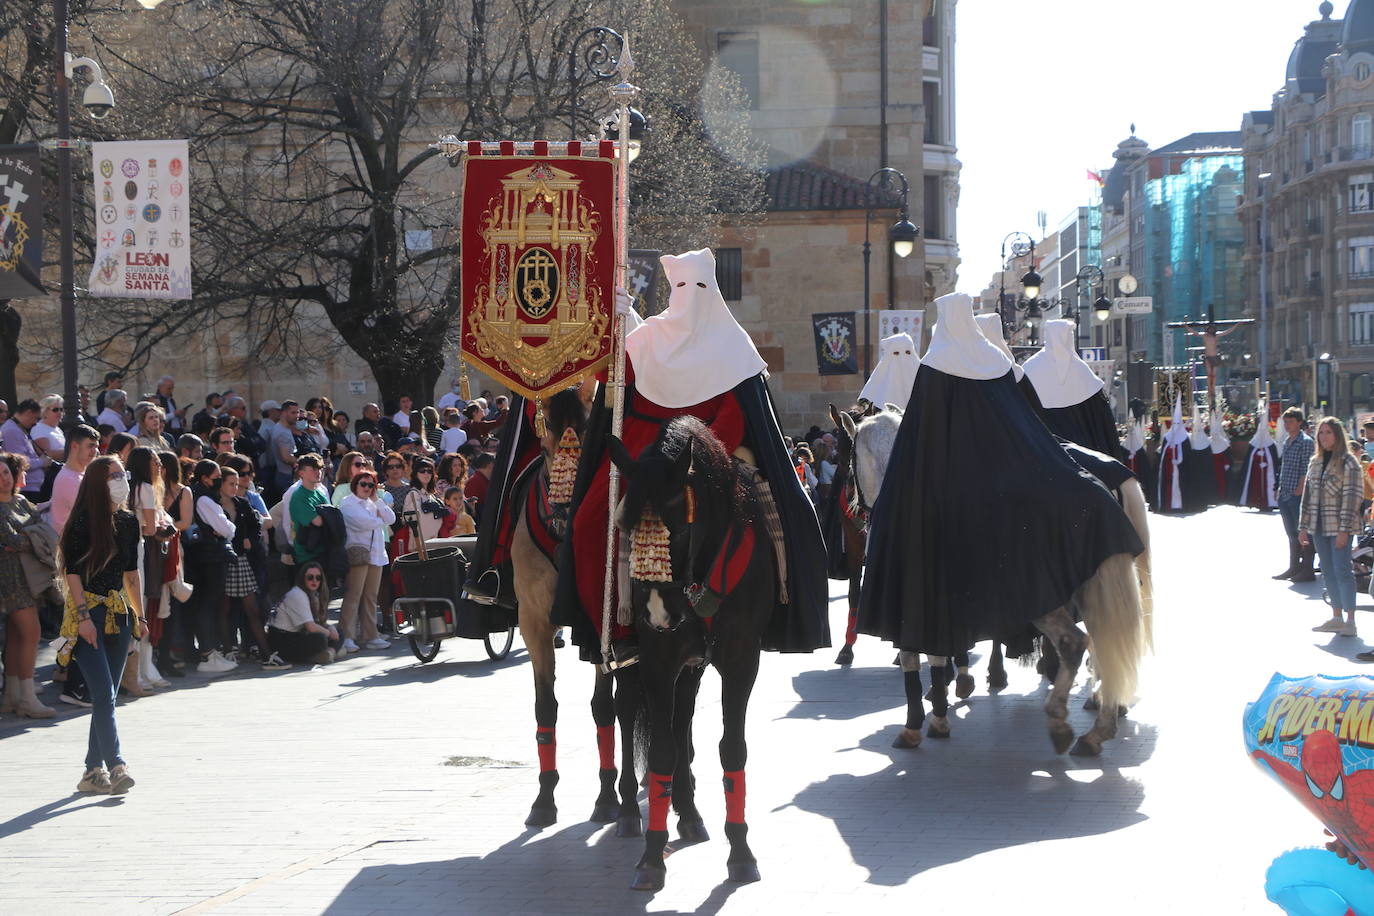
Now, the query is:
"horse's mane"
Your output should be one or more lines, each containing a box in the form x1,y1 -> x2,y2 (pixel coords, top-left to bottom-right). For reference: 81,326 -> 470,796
545,388 -> 587,441
852,407 -> 902,508
623,416 -> 749,528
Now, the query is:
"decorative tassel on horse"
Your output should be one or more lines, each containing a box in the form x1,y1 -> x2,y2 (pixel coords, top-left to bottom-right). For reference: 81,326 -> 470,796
549,427 -> 581,507
630,506 -> 674,584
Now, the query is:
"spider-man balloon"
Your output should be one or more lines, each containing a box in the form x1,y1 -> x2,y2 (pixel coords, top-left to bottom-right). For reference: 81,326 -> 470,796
1245,673 -> 1374,916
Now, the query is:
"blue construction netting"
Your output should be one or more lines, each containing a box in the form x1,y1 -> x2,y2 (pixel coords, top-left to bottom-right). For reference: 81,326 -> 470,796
1141,154 -> 1246,366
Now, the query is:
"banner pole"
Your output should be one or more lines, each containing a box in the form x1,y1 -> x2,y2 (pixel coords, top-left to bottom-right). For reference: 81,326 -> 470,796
601,42 -> 638,672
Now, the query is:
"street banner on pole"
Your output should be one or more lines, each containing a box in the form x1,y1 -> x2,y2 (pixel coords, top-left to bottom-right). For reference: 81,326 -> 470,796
0,145 -> 46,298
459,141 -> 617,400
879,309 -> 924,347
812,311 -> 858,375
87,139 -> 192,300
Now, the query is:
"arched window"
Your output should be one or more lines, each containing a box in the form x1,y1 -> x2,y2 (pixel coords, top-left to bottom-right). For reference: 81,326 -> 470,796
1357,62 -> 1372,81
1355,113 -> 1373,156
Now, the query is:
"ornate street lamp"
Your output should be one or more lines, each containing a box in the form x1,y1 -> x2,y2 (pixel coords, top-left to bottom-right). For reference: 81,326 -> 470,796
569,26 -> 647,157
861,167 -> 917,378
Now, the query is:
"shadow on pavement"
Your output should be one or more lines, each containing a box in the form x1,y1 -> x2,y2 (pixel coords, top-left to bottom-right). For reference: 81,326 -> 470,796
779,722 -> 1156,885
323,823 -> 745,915
781,649 -> 997,722
336,647 -> 528,689
0,794 -> 126,839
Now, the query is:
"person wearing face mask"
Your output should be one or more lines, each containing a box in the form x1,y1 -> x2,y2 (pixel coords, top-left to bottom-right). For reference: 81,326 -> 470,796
181,460 -> 239,674
56,455 -> 144,793
437,378 -> 468,412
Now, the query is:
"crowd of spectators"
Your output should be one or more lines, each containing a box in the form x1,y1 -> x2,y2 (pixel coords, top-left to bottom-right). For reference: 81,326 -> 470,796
0,375 -> 504,723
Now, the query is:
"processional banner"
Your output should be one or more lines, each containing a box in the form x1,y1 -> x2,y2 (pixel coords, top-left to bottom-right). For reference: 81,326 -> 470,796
811,311 -> 857,376
87,139 -> 192,300
0,145 -> 46,298
460,141 -> 617,401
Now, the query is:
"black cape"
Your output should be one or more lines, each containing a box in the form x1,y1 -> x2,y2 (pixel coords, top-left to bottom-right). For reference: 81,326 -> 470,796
553,374 -> 831,655
1030,388 -> 1125,461
1181,442 -> 1214,512
819,434 -> 855,580
858,366 -> 1143,657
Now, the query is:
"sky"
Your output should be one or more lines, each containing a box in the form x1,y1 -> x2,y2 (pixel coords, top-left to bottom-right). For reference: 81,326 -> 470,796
955,0 -> 1333,294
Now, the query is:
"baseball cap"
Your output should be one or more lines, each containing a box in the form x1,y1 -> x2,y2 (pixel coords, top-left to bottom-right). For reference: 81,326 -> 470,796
260,399 -> 282,412
397,435 -> 419,446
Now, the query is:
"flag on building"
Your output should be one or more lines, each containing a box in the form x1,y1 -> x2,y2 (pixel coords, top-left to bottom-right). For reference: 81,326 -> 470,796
1087,169 -> 1105,187
87,139 -> 192,300
812,311 -> 857,375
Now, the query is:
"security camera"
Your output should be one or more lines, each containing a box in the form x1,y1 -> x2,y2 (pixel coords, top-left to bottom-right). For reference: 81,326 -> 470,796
82,81 -> 115,120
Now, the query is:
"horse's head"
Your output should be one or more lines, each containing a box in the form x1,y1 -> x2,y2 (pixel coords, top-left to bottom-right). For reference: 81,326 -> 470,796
541,386 -> 589,456
849,405 -> 903,514
609,416 -> 743,632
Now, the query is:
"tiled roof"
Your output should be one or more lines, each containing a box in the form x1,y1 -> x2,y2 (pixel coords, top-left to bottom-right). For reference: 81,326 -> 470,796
766,159 -> 906,212
1151,131 -> 1244,156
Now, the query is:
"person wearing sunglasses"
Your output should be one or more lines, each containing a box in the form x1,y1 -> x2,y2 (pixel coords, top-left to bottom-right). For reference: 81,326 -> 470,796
31,395 -> 68,464
332,451 -> 368,506
409,459 -> 448,542
338,471 -> 394,653
266,562 -> 339,665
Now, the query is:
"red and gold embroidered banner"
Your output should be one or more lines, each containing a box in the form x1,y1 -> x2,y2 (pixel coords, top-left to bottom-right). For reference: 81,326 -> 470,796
460,141 -> 617,401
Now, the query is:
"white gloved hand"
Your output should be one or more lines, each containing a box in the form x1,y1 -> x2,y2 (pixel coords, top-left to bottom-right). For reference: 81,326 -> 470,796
614,287 -> 643,329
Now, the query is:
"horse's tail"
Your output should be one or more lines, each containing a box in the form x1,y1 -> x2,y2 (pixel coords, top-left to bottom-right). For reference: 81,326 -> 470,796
1119,478 -> 1154,653
615,665 -> 650,781
1075,552 -> 1146,712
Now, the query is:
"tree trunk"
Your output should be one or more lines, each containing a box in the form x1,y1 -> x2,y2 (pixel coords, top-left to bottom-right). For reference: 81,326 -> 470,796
0,302 -> 21,406
367,338 -> 445,409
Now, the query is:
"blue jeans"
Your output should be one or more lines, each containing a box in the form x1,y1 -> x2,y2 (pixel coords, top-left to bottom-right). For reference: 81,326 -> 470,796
1313,534 -> 1357,612
72,606 -> 133,771
1278,495 -> 1302,542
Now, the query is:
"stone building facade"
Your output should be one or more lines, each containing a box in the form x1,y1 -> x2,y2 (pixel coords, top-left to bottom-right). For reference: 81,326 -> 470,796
1240,0 -> 1374,413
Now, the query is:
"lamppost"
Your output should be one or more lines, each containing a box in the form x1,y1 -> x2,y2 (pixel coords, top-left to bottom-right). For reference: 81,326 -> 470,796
1073,264 -> 1111,350
52,0 -> 149,430
996,231 -> 1046,344
568,26 -> 647,158
861,167 -> 918,378
1257,171 -> 1273,400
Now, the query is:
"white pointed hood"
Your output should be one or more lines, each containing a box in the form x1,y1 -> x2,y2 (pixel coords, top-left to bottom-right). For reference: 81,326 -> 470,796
974,312 -> 1023,381
921,293 -> 1014,381
1250,407 -> 1277,450
1189,404 -> 1211,450
624,248 -> 768,408
1126,418 -> 1145,455
1209,411 -> 1231,454
1162,394 -> 1189,449
859,332 -> 920,409
1022,319 -> 1105,408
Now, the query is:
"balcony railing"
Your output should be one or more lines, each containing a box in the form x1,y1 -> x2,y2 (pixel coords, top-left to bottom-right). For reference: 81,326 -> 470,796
1309,274 -> 1323,294
1336,145 -> 1374,162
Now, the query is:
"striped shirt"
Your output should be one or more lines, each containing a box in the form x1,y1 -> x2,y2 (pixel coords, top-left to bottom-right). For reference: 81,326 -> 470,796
1278,431 -> 1314,499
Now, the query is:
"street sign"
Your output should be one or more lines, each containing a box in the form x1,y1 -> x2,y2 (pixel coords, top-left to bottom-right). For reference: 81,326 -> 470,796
1080,347 -> 1107,362
1112,296 -> 1153,315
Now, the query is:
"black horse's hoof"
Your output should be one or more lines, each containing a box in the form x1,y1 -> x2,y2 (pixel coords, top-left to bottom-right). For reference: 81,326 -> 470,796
987,670 -> 1009,691
616,813 -> 643,838
590,801 -> 619,824
727,861 -> 761,884
954,673 -> 975,699
1070,736 -> 1102,757
1083,694 -> 1101,711
630,866 -> 666,892
925,717 -> 951,739
891,727 -> 923,749
677,816 -> 710,844
835,644 -> 855,666
1049,721 -> 1075,755
525,805 -> 557,828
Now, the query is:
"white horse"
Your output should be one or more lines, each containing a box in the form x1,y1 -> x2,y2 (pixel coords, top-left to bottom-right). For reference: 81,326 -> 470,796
845,405 -> 1152,757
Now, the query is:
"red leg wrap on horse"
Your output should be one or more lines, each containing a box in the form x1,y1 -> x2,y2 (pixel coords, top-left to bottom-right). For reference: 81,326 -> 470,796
647,772 -> 673,832
596,725 -> 615,770
844,606 -> 858,646
723,769 -> 746,824
536,727 -> 556,773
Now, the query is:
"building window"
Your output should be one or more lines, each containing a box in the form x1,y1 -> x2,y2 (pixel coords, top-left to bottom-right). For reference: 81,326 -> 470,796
717,33 -> 760,110
1352,237 -> 1374,277
1358,62 -> 1372,81
923,5 -> 938,45
1355,113 -> 1373,156
715,247 -> 743,301
1352,175 -> 1374,212
1353,304 -> 1374,345
923,174 -> 942,239
923,82 -> 941,144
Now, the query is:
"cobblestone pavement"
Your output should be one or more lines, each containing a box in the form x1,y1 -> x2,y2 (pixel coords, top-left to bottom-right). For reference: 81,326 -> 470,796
0,506 -> 1363,914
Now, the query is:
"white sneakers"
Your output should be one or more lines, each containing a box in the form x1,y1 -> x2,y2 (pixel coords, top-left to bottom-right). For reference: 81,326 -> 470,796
364,638 -> 391,650
341,639 -> 360,654
1341,621 -> 1359,637
197,650 -> 238,674
1313,617 -> 1359,637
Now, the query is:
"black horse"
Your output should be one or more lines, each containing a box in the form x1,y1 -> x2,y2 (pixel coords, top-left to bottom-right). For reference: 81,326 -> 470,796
609,416 -> 775,891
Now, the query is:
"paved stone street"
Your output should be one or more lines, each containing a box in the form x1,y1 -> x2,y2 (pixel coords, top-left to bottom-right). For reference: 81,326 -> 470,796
0,506 -> 1363,914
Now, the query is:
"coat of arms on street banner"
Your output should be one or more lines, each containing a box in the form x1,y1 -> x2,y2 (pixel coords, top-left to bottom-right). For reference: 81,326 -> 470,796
879,309 -> 925,348
812,311 -> 857,376
87,139 -> 192,300
0,145 -> 45,298
460,143 -> 616,400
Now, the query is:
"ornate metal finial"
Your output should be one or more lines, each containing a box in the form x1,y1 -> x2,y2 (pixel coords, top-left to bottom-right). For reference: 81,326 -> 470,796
1320,0 -> 1334,20
1130,122 -> 1137,136
617,38 -> 635,82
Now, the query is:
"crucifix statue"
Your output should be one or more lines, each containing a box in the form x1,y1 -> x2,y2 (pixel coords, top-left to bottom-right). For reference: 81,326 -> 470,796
1181,304 -> 1242,403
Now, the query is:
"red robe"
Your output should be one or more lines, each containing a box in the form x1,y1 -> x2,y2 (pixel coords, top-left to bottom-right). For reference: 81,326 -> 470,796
569,364 -> 746,638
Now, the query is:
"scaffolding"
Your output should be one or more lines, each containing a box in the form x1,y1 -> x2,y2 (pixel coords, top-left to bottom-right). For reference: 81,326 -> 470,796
1141,154 -> 1246,367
